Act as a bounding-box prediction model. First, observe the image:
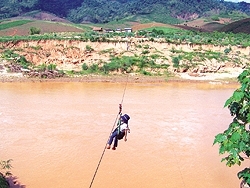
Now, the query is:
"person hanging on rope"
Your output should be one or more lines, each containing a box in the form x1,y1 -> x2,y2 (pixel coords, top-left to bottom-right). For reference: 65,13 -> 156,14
106,114 -> 130,150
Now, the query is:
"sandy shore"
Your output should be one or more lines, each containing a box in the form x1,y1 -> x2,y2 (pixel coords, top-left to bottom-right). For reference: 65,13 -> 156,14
0,71 -> 241,84
0,63 -> 243,84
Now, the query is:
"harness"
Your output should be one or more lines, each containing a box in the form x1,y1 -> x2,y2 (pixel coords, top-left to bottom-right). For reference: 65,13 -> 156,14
116,104 -> 125,140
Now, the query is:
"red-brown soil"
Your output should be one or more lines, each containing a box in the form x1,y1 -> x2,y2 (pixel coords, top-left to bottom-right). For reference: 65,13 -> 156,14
131,22 -> 179,31
0,21 -> 84,36
175,18 -> 232,32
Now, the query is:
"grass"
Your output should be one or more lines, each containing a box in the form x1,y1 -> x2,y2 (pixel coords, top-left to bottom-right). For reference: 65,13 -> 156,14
144,26 -> 183,33
88,21 -> 133,30
74,24 -> 92,31
21,10 -> 41,17
0,20 -> 33,31
218,11 -> 249,21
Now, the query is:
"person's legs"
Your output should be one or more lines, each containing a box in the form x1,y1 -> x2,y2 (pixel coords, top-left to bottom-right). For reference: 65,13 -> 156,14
113,137 -> 118,150
107,131 -> 117,149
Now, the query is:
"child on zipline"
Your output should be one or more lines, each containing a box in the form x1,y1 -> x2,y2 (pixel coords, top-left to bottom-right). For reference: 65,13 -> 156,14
106,114 -> 130,150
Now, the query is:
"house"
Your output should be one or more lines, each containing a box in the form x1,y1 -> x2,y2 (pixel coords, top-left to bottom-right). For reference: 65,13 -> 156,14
124,28 -> 132,33
104,28 -> 114,33
92,27 -> 103,32
115,28 -> 122,33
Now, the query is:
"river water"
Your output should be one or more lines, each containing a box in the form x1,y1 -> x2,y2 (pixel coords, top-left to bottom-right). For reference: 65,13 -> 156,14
0,81 -> 242,188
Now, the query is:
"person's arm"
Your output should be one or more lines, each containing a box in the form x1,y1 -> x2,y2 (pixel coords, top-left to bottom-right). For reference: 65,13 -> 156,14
127,125 -> 130,133
124,129 -> 128,141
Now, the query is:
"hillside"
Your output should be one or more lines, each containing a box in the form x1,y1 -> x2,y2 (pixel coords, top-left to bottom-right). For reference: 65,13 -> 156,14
218,18 -> 250,34
1,10 -> 250,38
1,0 -> 250,24
0,17 -> 85,36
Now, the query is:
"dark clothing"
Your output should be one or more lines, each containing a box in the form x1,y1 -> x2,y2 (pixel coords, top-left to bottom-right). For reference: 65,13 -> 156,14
108,130 -> 119,147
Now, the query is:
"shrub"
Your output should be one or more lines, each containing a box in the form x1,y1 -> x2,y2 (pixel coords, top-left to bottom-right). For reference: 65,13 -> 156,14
82,63 -> 88,70
47,64 -> 57,71
30,27 -> 41,35
140,70 -> 151,75
85,45 -> 94,52
141,50 -> 150,55
36,63 -> 47,71
214,69 -> 250,187
224,47 -> 232,54
172,56 -> 180,68
89,64 -> 99,72
1,50 -> 19,59
17,56 -> 32,69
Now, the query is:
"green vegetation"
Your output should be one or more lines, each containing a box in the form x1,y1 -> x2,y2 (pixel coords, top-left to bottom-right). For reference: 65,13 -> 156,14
170,49 -> 230,65
0,0 -> 250,24
1,50 -> 32,69
0,159 -> 12,188
136,29 -> 250,47
74,24 -> 92,31
0,20 -> 33,31
217,11 -> 249,21
0,24 -> 249,79
79,55 -> 170,76
1,46 -> 171,77
30,27 -> 41,35
145,27 -> 181,34
85,45 -> 94,52
0,50 -> 65,78
99,48 -> 114,55
214,69 -> 250,187
211,15 -> 220,21
172,56 -> 180,68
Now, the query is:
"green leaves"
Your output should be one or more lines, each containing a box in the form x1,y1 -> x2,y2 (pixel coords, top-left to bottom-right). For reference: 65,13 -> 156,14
0,159 -> 13,171
214,133 -> 227,145
231,132 -> 241,142
224,69 -> 250,123
214,68 -> 250,184
232,90 -> 244,102
238,168 -> 250,185
0,159 -> 12,188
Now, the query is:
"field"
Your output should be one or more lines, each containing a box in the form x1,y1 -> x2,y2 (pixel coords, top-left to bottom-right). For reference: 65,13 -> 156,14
0,11 -> 250,36
0,20 -> 84,36
0,20 -> 185,37
131,22 -> 179,31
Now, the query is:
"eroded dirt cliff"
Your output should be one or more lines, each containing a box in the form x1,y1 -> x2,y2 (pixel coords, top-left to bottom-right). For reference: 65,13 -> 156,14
0,39 -> 249,77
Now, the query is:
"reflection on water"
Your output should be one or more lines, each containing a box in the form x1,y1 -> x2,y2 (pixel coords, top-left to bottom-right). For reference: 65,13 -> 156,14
0,81 -> 241,188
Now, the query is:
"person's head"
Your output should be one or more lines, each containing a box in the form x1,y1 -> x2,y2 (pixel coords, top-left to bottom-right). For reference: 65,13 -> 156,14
121,114 -> 130,124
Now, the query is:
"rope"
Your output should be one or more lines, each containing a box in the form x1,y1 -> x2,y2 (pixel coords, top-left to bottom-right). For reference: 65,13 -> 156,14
88,75 -> 129,188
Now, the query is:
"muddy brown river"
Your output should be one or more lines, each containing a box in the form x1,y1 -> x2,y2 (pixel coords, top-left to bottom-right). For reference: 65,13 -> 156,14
0,81 -> 243,188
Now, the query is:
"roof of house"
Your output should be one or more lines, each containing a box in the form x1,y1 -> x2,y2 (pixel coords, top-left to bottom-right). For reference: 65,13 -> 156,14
93,27 -> 103,31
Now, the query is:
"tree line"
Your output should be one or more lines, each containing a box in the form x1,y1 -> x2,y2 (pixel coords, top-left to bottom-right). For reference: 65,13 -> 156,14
0,0 -> 250,24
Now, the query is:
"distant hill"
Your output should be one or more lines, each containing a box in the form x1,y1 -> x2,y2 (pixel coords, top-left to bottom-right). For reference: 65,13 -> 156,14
0,0 -> 250,24
1,13 -> 250,37
22,12 -> 71,23
218,18 -> 250,34
173,18 -> 229,32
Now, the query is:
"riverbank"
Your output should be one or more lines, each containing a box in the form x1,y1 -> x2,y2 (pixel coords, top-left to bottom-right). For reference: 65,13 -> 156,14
0,71 -> 240,84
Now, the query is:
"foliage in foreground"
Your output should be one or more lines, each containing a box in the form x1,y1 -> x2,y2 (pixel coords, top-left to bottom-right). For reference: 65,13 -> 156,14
214,69 -> 250,186
0,160 -> 12,188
